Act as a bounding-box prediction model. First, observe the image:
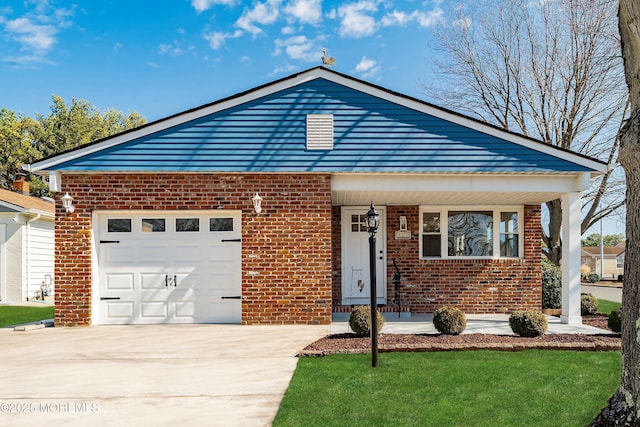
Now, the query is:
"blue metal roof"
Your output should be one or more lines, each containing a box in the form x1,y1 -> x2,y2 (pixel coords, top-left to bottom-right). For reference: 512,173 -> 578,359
47,76 -> 595,173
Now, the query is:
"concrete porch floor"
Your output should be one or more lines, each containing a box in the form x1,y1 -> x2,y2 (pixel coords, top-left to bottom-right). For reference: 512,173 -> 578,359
331,313 -> 612,335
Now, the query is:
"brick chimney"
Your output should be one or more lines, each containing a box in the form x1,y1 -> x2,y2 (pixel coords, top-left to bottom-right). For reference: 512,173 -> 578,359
13,176 -> 30,196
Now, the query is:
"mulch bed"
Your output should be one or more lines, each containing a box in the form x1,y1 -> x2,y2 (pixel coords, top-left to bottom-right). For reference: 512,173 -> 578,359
299,314 -> 620,356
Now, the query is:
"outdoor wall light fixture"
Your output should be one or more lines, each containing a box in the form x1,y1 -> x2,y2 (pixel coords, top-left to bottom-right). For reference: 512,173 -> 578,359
366,201 -> 380,368
252,192 -> 263,214
61,192 -> 75,213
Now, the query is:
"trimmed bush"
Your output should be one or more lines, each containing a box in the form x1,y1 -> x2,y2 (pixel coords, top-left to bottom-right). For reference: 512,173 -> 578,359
433,306 -> 467,335
349,305 -> 385,337
580,264 -> 591,280
542,258 -> 562,309
509,310 -> 548,337
581,293 -> 598,316
608,307 -> 622,333
587,273 -> 600,283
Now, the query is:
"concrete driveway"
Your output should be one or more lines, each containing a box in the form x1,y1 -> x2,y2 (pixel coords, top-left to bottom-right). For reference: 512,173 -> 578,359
0,324 -> 329,427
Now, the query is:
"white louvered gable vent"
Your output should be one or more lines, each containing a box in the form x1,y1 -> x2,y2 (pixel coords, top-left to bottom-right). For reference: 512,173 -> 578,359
306,114 -> 334,150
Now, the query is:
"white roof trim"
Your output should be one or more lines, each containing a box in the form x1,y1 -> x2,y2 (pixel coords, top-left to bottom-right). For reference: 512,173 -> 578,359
0,201 -> 54,219
27,67 -> 608,174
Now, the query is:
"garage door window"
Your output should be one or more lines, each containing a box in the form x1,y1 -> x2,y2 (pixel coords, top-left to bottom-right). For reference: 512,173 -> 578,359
210,217 -> 233,232
108,218 -> 132,233
176,218 -> 199,232
142,218 -> 166,232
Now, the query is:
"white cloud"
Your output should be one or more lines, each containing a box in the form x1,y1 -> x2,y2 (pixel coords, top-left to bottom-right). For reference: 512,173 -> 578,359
158,43 -> 191,56
191,0 -> 237,13
4,54 -> 51,67
270,63 -> 299,76
355,56 -> 380,79
5,17 -> 57,51
203,29 -> 243,49
236,0 -> 282,36
452,16 -> 471,31
337,1 -> 378,38
283,0 -> 322,25
355,56 -> 375,72
1,2 -> 75,65
381,8 -> 444,28
281,25 -> 296,34
273,35 -> 323,62
413,9 -> 444,28
113,42 -> 123,53
381,10 -> 410,26
53,7 -> 75,28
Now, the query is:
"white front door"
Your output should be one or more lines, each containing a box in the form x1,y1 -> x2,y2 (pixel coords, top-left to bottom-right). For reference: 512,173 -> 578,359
95,211 -> 242,324
341,206 -> 386,305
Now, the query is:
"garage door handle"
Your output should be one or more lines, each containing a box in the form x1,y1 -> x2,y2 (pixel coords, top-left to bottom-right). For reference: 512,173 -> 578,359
100,240 -> 120,244
221,296 -> 242,299
100,297 -> 121,300
221,239 -> 241,242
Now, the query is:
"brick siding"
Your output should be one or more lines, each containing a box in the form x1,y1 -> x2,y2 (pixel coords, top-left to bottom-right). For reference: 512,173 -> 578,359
332,205 -> 542,314
55,173 -> 332,326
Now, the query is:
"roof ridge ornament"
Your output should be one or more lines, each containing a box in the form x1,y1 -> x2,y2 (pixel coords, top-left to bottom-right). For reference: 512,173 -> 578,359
322,48 -> 336,67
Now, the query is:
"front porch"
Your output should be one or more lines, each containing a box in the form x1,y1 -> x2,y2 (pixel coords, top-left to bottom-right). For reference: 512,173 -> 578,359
331,173 -> 590,325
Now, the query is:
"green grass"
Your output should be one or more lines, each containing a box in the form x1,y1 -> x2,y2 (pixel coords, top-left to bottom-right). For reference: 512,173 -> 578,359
0,305 -> 54,327
598,299 -> 621,315
274,351 -> 620,427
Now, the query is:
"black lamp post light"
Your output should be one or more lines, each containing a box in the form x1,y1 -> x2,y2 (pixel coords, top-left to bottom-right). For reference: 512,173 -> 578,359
366,201 -> 380,368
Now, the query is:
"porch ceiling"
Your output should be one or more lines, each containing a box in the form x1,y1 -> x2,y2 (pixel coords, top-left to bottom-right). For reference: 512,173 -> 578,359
330,172 -> 588,206
331,190 -> 563,206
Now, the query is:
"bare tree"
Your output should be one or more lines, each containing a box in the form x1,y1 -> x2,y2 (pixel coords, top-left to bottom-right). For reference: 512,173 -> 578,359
590,1 -> 640,425
427,0 -> 627,265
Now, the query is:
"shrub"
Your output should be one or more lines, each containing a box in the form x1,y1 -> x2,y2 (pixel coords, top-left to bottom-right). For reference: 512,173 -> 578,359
509,310 -> 548,337
608,307 -> 622,333
580,264 -> 591,280
542,258 -> 562,309
349,305 -> 385,337
581,293 -> 598,315
588,273 -> 600,283
433,306 -> 467,335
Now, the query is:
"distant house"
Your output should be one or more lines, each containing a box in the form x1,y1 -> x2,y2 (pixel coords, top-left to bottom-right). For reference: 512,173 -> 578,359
0,178 -> 55,302
581,246 -> 625,280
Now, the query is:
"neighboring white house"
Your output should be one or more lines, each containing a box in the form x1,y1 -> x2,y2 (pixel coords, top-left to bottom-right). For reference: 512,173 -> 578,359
0,178 -> 55,302
581,245 -> 625,280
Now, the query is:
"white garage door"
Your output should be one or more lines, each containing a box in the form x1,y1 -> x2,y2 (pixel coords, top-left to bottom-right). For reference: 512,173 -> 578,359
95,211 -> 242,324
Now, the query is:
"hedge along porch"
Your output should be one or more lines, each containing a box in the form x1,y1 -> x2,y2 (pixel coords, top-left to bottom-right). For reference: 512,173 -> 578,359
26,67 -> 607,326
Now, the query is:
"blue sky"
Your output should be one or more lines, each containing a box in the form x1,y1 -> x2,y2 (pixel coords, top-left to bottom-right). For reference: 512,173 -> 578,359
0,0 -> 444,121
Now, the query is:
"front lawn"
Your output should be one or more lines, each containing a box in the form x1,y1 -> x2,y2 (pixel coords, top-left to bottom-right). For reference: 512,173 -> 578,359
0,305 -> 54,327
598,299 -> 621,315
274,351 -> 620,427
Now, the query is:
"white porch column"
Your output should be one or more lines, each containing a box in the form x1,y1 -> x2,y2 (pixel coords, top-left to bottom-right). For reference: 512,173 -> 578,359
561,192 -> 582,324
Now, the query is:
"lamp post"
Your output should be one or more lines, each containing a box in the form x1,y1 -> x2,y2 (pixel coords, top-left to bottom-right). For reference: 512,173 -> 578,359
366,201 -> 380,367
